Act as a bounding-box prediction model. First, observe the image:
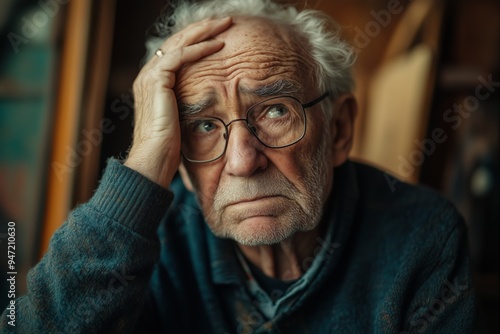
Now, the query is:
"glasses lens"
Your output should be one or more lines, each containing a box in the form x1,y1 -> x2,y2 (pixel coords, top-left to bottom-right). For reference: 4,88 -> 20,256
180,117 -> 226,162
247,97 -> 305,147
180,97 -> 306,162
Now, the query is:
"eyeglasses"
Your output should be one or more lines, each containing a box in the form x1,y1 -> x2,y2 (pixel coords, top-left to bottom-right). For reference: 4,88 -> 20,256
180,92 -> 330,163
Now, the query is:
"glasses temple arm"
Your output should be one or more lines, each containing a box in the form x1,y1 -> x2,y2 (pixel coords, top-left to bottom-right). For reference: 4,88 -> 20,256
302,92 -> 330,109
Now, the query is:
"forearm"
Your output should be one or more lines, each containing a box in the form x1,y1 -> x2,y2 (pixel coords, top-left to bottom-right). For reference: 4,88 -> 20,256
0,159 -> 172,333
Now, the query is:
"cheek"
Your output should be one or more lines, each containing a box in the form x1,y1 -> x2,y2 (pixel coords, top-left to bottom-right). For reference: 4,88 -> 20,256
270,147 -> 313,192
307,115 -> 334,161
187,166 -> 222,206
293,130 -> 327,165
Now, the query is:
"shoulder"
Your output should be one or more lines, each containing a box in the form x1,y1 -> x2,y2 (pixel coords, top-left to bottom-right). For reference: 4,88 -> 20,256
335,161 -> 476,333
343,160 -> 466,272
348,160 -> 463,232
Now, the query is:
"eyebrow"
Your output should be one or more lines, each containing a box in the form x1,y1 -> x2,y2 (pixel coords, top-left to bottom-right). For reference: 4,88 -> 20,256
241,79 -> 301,97
178,96 -> 215,116
178,79 -> 302,116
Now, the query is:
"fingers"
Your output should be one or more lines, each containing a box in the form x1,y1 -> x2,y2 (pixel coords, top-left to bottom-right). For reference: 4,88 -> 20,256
134,39 -> 224,92
160,39 -> 225,74
161,16 -> 232,50
141,17 -> 232,85
144,17 -> 232,71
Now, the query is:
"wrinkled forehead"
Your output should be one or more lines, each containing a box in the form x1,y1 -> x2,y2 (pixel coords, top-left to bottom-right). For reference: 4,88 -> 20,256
175,17 -> 316,102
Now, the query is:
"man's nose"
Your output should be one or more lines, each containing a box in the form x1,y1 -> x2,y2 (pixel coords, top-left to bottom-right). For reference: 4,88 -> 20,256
223,121 -> 268,176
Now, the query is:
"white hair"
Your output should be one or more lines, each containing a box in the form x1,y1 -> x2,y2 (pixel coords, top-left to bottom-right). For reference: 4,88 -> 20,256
145,0 -> 356,101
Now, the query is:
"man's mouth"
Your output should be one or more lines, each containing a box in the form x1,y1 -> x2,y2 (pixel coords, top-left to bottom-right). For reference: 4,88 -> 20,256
228,195 -> 287,206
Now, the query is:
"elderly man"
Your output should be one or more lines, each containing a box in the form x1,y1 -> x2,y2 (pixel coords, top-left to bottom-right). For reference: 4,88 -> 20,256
1,0 -> 478,333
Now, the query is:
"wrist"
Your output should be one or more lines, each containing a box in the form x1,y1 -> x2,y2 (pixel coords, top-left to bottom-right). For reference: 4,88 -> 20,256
124,149 -> 179,188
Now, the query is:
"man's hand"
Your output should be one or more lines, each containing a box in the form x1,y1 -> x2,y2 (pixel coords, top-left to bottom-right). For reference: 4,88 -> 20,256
125,17 -> 232,188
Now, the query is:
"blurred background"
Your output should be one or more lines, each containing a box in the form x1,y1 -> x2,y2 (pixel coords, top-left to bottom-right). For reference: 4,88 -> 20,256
0,0 -> 498,331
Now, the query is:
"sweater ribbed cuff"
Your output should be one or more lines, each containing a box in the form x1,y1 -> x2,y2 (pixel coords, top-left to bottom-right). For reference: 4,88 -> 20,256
88,158 -> 173,239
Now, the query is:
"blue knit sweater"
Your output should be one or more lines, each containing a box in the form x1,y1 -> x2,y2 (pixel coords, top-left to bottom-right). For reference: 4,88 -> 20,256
1,159 -> 479,333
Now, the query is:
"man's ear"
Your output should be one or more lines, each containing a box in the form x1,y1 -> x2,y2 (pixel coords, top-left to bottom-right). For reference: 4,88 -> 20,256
329,94 -> 358,167
179,162 -> 194,192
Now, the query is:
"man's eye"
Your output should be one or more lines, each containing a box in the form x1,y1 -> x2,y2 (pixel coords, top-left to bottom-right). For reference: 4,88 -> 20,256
193,120 -> 217,134
266,105 -> 289,119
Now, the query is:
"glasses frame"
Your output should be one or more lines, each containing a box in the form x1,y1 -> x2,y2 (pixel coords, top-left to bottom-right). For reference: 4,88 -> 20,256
180,92 -> 330,163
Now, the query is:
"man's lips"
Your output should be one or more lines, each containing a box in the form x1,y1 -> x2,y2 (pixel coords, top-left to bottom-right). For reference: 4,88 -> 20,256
225,195 -> 289,207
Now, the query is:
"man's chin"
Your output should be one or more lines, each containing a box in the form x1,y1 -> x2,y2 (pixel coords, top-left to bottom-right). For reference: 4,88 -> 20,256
215,216 -> 301,246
